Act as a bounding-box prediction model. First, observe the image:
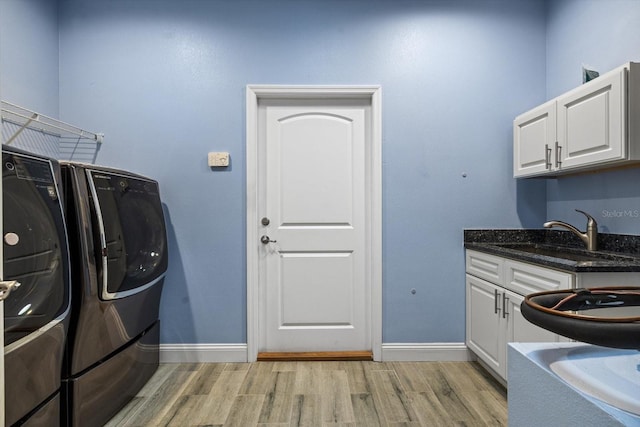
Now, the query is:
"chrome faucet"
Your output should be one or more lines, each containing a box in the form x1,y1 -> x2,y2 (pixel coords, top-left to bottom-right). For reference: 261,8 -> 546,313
543,209 -> 598,251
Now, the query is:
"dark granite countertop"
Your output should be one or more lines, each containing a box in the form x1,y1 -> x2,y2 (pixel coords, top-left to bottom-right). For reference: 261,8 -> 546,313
464,229 -> 640,273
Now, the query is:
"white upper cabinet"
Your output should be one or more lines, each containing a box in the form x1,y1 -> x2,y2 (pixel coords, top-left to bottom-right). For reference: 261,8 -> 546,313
557,68 -> 624,169
514,100 -> 556,176
514,62 -> 640,178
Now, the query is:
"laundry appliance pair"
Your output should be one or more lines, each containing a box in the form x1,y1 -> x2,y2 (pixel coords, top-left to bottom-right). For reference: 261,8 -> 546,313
3,145 -> 167,426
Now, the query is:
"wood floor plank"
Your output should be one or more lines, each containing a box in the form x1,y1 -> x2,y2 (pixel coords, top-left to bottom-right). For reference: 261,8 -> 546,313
223,394 -> 265,427
224,362 -> 251,371
368,370 -> 418,424
320,370 -> 355,423
294,364 -> 324,395
134,363 -> 179,397
460,362 -> 507,400
161,394 -> 207,426
318,361 -> 348,371
103,396 -> 145,427
182,362 -> 227,395
290,394 -> 323,427
415,363 -> 478,425
343,362 -> 370,394
390,362 -> 432,392
436,362 -> 507,426
108,361 -> 507,427
406,391 -> 454,426
258,371 -> 297,423
344,360 -> 391,395
210,370 -> 251,396
187,370 -> 250,425
272,361 -> 299,372
118,369 -> 199,426
176,362 -> 203,371
350,393 -> 382,427
386,422 -> 423,426
438,361 -> 494,393
240,362 -> 276,394
457,389 -> 508,426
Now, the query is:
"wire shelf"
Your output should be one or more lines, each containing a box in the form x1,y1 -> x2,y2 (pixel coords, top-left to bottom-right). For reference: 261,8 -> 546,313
1,100 -> 103,146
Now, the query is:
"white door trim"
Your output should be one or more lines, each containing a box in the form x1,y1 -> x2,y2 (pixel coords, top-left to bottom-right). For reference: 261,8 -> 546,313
246,85 -> 382,362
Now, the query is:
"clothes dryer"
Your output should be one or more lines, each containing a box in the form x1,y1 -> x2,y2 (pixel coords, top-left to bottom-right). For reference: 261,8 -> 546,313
3,145 -> 71,426
61,163 -> 167,427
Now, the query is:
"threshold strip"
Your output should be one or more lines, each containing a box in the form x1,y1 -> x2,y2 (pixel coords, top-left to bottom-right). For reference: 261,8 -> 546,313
257,350 -> 373,361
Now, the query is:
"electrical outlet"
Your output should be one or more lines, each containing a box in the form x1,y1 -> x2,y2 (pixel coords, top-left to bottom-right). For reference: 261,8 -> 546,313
208,152 -> 230,167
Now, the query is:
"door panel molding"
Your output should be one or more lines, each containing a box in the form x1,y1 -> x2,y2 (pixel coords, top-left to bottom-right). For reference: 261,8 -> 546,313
246,85 -> 382,362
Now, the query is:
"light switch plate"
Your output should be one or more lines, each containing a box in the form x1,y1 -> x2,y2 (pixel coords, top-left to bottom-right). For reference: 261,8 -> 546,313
208,152 -> 230,167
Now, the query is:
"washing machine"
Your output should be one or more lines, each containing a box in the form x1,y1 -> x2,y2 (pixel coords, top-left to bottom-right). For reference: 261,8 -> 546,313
3,145 -> 71,426
60,163 -> 167,427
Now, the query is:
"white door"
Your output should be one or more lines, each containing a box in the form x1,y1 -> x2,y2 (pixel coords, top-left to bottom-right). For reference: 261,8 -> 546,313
246,86 -> 382,361
261,104 -> 367,352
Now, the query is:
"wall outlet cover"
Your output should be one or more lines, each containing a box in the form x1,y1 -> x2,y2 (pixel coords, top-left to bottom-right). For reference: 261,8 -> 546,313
208,152 -> 230,167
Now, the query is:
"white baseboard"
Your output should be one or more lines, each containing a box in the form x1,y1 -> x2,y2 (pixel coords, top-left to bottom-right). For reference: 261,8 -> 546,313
159,342 -> 472,363
160,344 -> 248,363
381,343 -> 472,361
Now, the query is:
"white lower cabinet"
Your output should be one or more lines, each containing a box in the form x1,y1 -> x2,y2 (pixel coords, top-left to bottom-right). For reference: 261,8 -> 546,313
465,250 -> 570,382
466,275 -> 503,376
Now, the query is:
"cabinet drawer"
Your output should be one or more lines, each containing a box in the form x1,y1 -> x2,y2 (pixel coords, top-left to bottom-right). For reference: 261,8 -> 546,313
504,259 -> 573,295
466,250 -> 504,283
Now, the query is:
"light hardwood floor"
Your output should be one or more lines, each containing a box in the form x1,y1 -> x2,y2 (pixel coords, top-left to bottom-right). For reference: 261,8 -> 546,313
106,361 -> 507,427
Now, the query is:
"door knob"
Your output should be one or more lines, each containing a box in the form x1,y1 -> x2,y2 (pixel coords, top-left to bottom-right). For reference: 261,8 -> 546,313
261,235 -> 277,244
0,280 -> 21,301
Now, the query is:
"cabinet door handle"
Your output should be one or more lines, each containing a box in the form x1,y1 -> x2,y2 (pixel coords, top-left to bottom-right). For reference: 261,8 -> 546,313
545,144 -> 552,169
555,141 -> 562,167
502,292 -> 509,319
494,289 -> 501,314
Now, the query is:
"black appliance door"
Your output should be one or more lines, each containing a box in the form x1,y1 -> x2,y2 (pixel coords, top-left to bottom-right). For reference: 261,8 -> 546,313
3,151 -> 69,347
87,170 -> 167,300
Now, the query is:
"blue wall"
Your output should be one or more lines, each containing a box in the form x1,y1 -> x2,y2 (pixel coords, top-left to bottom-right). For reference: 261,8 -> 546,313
4,0 -> 550,345
0,0 -> 61,155
4,0 -> 638,349
56,0 -> 549,345
545,0 -> 640,234
0,0 -> 59,117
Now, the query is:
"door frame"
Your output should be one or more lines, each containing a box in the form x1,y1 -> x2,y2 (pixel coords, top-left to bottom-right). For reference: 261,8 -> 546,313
246,85 -> 382,362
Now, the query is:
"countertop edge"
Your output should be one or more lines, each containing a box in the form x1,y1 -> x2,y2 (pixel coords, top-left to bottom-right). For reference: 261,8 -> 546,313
464,230 -> 640,273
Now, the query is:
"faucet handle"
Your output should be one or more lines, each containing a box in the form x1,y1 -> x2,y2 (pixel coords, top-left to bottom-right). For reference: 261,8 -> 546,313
575,209 -> 597,226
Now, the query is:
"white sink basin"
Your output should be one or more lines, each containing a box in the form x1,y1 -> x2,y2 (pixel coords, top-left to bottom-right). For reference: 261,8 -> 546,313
546,346 -> 640,416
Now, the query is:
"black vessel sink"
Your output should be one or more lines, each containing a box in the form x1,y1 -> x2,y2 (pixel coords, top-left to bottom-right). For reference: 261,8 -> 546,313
521,287 -> 640,350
